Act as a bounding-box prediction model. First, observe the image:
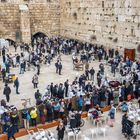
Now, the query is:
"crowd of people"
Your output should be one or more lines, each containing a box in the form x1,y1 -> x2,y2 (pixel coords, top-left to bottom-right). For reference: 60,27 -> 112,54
0,35 -> 140,140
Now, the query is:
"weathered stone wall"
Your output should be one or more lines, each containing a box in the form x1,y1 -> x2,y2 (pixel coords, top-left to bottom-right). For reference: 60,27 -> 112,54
19,4 -> 31,44
0,0 -> 140,57
60,0 -> 140,56
0,0 -> 60,42
29,1 -> 60,37
0,3 -> 20,41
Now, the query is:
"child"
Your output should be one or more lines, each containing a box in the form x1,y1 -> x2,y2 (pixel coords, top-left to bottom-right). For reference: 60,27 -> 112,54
108,105 -> 116,127
56,123 -> 65,140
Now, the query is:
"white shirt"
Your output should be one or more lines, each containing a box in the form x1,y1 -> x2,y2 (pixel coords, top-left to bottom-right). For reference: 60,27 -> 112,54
60,102 -> 65,112
69,91 -> 74,98
138,72 -> 140,81
85,98 -> 91,105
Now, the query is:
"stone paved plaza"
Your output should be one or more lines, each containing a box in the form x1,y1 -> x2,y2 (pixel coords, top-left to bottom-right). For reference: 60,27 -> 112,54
0,0 -> 140,57
0,0 -> 140,139
0,46 -> 117,109
0,46 -> 138,140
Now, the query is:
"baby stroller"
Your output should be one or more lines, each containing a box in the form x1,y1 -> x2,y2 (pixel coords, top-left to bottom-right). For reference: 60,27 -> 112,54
122,119 -> 136,140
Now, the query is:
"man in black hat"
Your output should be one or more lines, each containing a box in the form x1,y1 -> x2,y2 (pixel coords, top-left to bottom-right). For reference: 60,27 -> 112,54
58,62 -> 62,75
55,60 -> 59,73
3,84 -> 11,102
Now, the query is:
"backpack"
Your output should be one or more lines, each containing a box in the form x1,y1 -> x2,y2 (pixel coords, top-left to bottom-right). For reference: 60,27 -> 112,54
26,114 -> 31,121
110,111 -> 115,119
55,62 -> 58,67
92,110 -> 98,119
109,108 -> 115,119
122,104 -> 128,112
78,98 -> 84,107
75,113 -> 81,120
5,116 -> 10,122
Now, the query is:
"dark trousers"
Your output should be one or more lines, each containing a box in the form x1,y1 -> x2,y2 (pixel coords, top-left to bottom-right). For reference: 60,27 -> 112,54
37,69 -> 40,75
90,75 -> 94,81
2,124 -> 8,133
78,106 -> 83,111
19,68 -> 24,74
65,88 -> 68,97
8,135 -> 16,140
47,113 -> 53,122
60,112 -> 64,118
54,111 -> 59,120
3,56 -> 5,63
33,83 -> 38,88
58,136 -> 63,140
97,79 -> 101,87
56,68 -> 58,73
40,116 -> 45,124
2,75 -> 5,82
16,86 -> 19,94
13,124 -> 19,133
23,65 -> 26,72
6,95 -> 10,102
86,104 -> 90,112
58,69 -> 62,75
31,118 -> 36,127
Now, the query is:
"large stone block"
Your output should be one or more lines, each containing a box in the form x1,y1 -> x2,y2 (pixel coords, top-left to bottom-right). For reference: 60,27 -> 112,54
0,0 -> 140,57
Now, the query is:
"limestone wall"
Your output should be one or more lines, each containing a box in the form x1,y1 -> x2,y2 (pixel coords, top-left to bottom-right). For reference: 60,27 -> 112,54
0,0 -> 140,57
60,0 -> 140,56
0,3 -> 20,41
0,0 -> 60,42
29,1 -> 60,37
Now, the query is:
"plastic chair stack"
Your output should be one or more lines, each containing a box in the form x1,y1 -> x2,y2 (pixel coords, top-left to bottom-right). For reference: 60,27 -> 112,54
27,128 -> 56,140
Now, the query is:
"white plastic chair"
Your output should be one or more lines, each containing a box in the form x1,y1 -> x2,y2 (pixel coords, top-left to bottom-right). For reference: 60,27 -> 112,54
35,134 -> 42,140
46,130 -> 54,138
134,124 -> 140,135
99,126 -> 108,137
81,135 -> 90,140
27,130 -> 37,140
100,127 -> 107,137
84,137 -> 90,140
96,119 -> 103,128
90,128 -> 98,138
102,115 -> 108,124
50,138 -> 56,140
42,137 -> 48,140
68,131 -> 75,140
92,118 -> 96,125
75,130 -> 81,140
37,128 -> 46,137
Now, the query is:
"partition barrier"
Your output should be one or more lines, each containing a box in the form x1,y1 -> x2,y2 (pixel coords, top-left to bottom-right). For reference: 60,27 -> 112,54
0,106 -> 111,140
